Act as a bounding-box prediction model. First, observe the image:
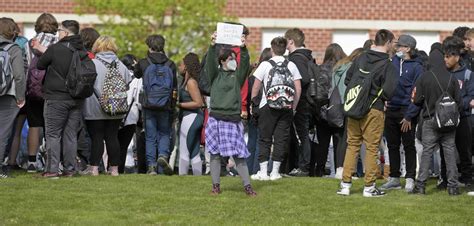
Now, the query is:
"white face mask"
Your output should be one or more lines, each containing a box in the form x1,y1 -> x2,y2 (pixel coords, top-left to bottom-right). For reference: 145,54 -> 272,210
396,51 -> 404,58
226,59 -> 237,71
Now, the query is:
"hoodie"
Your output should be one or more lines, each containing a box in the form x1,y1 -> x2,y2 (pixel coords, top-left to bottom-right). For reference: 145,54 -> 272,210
82,51 -> 132,120
345,49 -> 399,112
289,48 -> 314,102
449,62 -> 474,118
387,55 -> 424,120
37,35 -> 88,100
0,35 -> 26,102
413,43 -> 462,119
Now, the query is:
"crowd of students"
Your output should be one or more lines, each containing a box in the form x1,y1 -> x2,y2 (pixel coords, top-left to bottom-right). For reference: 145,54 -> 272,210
1,13 -> 474,197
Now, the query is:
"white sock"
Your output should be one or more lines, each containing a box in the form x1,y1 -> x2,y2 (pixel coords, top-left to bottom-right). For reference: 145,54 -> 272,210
271,161 -> 281,175
259,161 -> 268,175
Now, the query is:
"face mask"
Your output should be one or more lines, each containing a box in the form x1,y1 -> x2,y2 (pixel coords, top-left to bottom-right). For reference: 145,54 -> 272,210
396,51 -> 404,58
227,59 -> 237,71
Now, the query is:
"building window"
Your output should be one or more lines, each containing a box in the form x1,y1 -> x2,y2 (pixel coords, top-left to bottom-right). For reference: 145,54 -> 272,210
261,29 -> 287,51
332,30 -> 369,55
23,23 -> 36,40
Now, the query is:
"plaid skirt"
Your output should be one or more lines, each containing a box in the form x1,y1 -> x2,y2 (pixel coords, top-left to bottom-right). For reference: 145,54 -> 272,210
205,116 -> 250,158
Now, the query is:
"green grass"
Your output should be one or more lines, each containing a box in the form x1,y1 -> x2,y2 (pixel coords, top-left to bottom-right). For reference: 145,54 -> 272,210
0,172 -> 472,225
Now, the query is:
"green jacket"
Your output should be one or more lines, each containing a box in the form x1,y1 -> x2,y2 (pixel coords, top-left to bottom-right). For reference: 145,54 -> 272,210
206,45 -> 249,120
332,62 -> 352,103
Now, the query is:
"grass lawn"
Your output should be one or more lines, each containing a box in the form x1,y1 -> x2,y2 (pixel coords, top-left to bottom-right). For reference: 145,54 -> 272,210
0,171 -> 472,225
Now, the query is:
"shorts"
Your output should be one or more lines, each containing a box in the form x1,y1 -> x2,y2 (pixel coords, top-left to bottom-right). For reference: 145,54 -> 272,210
26,97 -> 45,127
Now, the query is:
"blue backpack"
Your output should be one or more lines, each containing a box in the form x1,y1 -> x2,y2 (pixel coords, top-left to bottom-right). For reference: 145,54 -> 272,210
142,59 -> 174,109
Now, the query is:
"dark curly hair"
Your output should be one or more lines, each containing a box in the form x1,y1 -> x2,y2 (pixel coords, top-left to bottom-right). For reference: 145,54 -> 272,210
443,36 -> 465,56
183,52 -> 201,80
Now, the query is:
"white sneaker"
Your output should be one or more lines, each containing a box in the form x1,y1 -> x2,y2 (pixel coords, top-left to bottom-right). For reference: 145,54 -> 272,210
335,167 -> 343,180
363,185 -> 386,198
405,178 -> 415,193
251,171 -> 270,181
336,182 -> 352,196
270,173 -> 282,181
468,191 -> 474,196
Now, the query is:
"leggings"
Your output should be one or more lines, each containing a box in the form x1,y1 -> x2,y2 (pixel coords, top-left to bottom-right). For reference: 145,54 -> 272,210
210,154 -> 250,186
86,119 -> 121,167
179,113 -> 204,175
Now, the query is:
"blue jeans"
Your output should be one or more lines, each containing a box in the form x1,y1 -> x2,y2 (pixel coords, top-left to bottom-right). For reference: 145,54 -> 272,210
144,109 -> 171,167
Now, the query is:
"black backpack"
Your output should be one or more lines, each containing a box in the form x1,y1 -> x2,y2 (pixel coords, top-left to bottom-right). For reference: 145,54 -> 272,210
291,52 -> 327,106
343,59 -> 387,119
321,75 -> 344,128
425,71 -> 460,132
61,43 -> 97,99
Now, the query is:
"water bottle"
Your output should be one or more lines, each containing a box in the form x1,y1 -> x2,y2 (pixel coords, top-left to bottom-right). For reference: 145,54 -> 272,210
309,78 -> 317,97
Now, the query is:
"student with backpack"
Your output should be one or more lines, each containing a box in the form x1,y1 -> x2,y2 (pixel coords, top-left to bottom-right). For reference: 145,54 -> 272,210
411,42 -> 463,195
312,43 -> 346,177
6,19 -> 31,171
35,20 -> 97,178
134,34 -> 177,175
80,36 -> 131,176
380,34 -> 424,193
284,28 -> 314,177
330,48 -> 365,179
23,13 -> 59,173
436,36 -> 474,191
0,18 -> 27,178
250,37 -> 302,181
337,29 -> 398,197
205,32 -> 256,196
177,53 -> 204,176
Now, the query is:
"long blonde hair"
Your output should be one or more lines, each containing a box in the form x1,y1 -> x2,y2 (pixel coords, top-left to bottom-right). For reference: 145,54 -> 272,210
333,48 -> 364,71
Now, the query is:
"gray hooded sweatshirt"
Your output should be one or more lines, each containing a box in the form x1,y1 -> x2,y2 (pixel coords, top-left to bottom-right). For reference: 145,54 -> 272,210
1,35 -> 26,103
83,51 -> 132,120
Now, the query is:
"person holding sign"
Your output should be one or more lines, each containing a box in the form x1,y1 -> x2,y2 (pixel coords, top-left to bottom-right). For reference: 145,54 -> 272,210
205,30 -> 256,196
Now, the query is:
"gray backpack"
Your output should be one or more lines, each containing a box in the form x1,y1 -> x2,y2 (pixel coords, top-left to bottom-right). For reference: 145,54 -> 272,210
0,43 -> 16,96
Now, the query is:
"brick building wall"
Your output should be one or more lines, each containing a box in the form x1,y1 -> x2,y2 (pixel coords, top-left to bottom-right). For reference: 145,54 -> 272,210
2,0 -> 473,63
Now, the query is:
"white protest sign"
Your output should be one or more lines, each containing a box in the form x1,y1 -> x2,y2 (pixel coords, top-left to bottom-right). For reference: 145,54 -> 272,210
215,22 -> 243,46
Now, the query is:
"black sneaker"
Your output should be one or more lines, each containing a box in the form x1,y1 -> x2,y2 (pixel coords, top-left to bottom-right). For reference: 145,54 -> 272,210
157,157 -> 173,176
448,187 -> 461,196
27,162 -> 37,173
410,185 -> 426,195
289,168 -> 309,177
0,165 -> 13,179
437,179 -> 447,190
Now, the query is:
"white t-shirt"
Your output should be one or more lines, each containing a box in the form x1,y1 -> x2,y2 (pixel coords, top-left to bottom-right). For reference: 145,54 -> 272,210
253,56 -> 302,108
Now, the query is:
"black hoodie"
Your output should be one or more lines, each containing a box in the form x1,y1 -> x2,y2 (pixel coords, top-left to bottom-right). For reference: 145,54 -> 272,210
288,48 -> 314,102
134,52 -> 177,89
413,43 -> 462,118
344,49 -> 399,112
37,35 -> 87,100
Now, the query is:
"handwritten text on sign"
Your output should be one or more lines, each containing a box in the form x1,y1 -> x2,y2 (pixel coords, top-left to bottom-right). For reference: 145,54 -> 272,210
216,22 -> 243,46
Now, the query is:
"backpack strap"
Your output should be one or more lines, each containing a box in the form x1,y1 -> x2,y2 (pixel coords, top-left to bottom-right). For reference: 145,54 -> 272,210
0,43 -> 17,51
464,69 -> 471,82
264,60 -> 278,95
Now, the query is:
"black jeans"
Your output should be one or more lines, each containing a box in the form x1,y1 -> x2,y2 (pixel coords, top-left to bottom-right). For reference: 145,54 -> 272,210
384,108 -> 417,179
86,119 -> 122,167
293,101 -> 311,172
118,124 -> 137,173
440,116 -> 472,184
311,119 -> 344,176
258,105 -> 292,163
